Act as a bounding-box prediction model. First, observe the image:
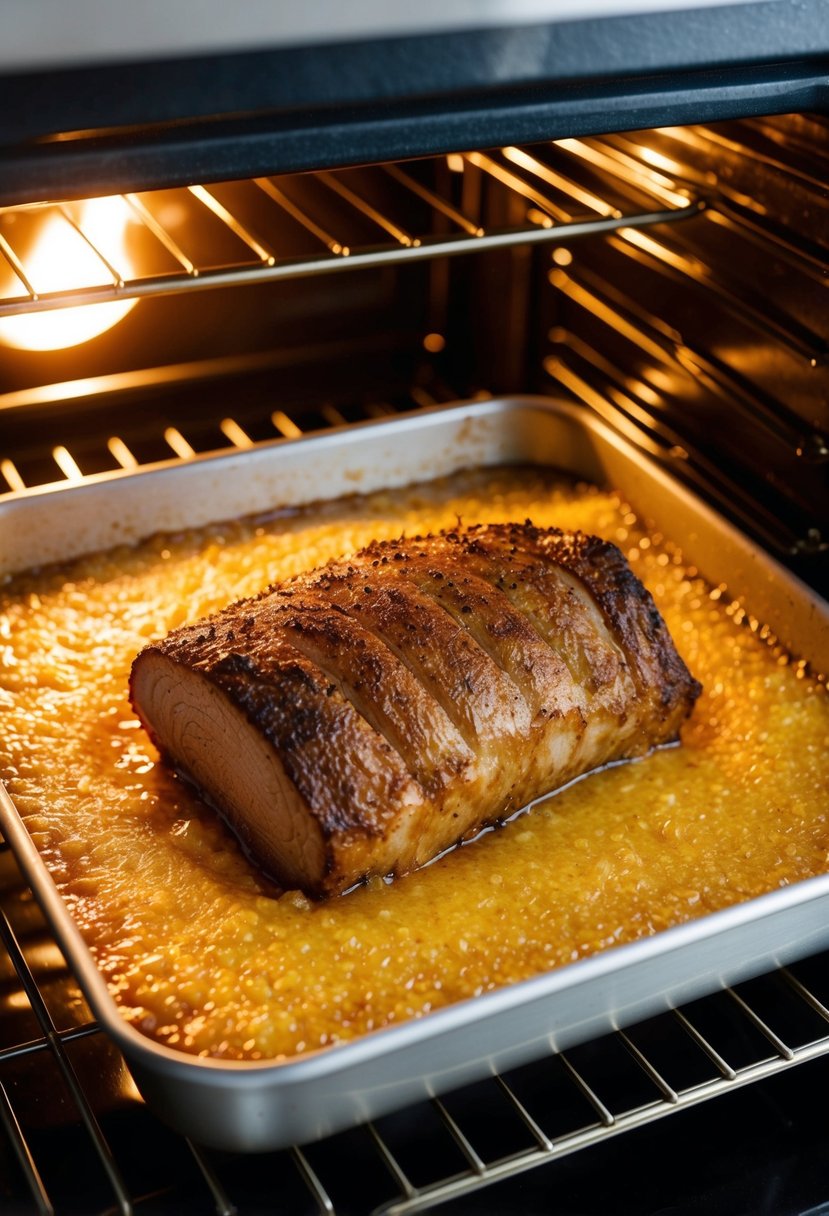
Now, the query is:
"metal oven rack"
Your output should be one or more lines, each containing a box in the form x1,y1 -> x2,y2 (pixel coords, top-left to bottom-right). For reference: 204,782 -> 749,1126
0,130 -> 699,504
5,819 -> 829,1216
0,138 -> 697,320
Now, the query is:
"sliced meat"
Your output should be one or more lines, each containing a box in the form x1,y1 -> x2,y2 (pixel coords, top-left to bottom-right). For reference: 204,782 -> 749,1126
130,521 -> 701,897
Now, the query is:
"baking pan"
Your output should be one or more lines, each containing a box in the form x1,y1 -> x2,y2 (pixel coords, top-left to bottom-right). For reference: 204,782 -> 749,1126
1,395 -> 828,1152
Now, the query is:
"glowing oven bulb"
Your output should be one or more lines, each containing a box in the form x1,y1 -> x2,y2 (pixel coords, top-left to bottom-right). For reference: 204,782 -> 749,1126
0,197 -> 138,351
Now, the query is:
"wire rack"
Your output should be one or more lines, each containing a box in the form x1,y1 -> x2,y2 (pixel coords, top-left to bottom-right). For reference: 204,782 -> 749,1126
0,380 -> 463,496
0,139 -> 698,318
5,822 -> 829,1216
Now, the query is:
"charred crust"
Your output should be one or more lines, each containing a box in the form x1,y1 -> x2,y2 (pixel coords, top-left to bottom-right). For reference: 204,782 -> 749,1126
212,651 -> 257,677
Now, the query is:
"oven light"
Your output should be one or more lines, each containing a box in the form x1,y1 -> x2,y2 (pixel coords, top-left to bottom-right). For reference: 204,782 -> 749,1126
0,197 -> 138,351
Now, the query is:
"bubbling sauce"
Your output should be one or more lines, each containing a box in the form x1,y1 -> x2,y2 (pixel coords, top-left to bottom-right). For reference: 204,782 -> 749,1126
1,467 -> 827,1060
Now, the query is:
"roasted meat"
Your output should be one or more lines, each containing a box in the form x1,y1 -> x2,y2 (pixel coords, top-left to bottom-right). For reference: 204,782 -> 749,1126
129,522 -> 701,897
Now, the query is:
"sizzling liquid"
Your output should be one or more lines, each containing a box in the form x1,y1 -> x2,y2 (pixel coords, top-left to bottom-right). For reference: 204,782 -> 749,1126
1,467 -> 827,1060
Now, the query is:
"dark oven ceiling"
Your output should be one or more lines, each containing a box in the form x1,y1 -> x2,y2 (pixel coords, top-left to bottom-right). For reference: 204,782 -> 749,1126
1,0 -> 829,204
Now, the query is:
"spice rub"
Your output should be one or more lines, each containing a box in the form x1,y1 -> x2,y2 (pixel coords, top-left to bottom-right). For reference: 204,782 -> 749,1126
130,522 -> 700,897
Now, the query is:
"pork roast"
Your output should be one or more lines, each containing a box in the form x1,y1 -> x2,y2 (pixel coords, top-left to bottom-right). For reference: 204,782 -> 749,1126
129,521 -> 701,897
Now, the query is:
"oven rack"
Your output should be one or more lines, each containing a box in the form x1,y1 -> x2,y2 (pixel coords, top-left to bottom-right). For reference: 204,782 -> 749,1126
0,139 -> 698,318
1,357 -> 823,585
0,378 -> 464,496
4,827 -> 829,1216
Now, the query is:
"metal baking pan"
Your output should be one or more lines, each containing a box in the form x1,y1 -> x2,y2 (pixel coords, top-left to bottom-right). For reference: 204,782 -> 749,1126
1,395 -> 828,1152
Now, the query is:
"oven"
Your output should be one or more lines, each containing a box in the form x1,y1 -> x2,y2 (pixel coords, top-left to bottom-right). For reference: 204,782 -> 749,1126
2,3 -> 829,1213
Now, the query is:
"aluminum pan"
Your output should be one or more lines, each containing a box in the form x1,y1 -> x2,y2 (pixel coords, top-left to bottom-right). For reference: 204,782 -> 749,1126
1,396 -> 828,1151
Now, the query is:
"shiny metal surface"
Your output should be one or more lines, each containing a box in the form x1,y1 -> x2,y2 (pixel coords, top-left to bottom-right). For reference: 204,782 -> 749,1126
0,144 -> 696,319
1,396 -> 828,1158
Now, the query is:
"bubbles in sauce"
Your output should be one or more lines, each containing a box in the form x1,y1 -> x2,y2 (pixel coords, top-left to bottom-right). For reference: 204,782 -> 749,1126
1,467 -> 827,1060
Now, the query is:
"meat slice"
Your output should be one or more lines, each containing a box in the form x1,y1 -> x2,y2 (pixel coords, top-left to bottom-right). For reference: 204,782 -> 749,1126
129,521 -> 701,897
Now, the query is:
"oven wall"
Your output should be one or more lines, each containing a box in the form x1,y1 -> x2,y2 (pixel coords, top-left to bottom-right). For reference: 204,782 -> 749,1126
535,117 -> 828,590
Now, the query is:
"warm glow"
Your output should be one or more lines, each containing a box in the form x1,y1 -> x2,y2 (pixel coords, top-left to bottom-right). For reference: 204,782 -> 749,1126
219,417 -> 254,448
0,197 -> 138,351
271,410 -> 302,439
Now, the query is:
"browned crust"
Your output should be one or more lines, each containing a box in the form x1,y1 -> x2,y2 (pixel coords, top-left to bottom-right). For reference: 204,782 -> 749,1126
431,521 -> 701,717
130,521 -> 701,897
136,637 -> 419,840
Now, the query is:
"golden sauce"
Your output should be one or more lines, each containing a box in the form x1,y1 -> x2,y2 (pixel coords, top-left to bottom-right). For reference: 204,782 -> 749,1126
1,467 -> 827,1060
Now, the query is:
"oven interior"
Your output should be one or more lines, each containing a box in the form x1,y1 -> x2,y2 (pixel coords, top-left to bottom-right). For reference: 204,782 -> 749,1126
1,113 -> 829,1214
